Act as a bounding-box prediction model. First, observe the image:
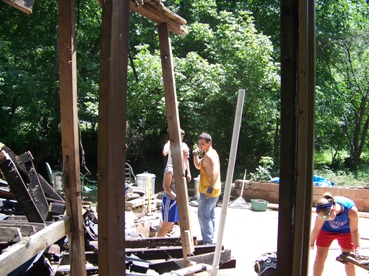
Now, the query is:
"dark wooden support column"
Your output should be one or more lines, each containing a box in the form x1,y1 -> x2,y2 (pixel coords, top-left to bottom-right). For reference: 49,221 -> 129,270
97,0 -> 129,274
158,22 -> 194,265
58,0 -> 86,274
277,0 -> 315,275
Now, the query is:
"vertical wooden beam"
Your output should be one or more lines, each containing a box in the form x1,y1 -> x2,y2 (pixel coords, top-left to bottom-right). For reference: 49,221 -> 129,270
158,22 -> 194,264
303,0 -> 316,273
57,0 -> 86,275
97,0 -> 129,274
278,0 -> 315,275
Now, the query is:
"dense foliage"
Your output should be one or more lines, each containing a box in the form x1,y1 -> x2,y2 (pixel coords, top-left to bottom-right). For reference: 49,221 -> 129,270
1,0 -> 369,184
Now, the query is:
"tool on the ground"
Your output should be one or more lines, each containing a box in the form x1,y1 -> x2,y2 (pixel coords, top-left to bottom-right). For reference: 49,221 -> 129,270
229,169 -> 250,208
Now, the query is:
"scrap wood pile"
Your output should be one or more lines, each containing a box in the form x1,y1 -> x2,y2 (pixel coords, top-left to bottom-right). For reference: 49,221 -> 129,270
0,142 -> 236,275
0,142 -> 100,275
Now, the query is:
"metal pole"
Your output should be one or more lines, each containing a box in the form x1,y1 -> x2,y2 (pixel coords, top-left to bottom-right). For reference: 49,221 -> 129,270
210,89 -> 245,276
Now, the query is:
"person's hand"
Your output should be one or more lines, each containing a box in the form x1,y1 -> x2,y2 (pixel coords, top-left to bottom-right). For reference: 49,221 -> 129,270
193,148 -> 204,158
186,173 -> 192,183
207,187 -> 214,194
309,243 -> 315,250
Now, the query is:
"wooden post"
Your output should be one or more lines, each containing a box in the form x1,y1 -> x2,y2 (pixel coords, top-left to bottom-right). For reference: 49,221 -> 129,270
158,22 -> 194,264
57,0 -> 86,274
277,0 -> 315,275
97,0 -> 129,274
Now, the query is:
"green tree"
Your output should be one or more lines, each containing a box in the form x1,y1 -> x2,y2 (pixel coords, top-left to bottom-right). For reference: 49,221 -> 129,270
315,0 -> 369,170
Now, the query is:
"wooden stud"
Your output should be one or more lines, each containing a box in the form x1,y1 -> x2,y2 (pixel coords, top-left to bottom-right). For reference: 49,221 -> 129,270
158,22 -> 193,263
97,0 -> 130,274
57,0 -> 86,274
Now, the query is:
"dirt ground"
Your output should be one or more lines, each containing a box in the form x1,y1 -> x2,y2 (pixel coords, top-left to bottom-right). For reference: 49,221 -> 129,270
187,204 -> 369,276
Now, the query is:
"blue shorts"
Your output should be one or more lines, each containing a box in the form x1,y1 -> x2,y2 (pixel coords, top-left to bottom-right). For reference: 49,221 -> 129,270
161,196 -> 178,222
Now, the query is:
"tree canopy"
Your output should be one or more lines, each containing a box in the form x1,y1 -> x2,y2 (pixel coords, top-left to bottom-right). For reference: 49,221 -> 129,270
1,0 -> 369,184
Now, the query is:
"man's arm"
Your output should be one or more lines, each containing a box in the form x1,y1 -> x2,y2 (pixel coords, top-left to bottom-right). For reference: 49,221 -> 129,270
193,150 -> 201,170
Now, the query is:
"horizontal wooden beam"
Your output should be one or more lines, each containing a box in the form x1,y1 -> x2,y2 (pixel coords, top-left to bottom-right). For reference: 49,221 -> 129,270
0,216 -> 71,275
1,0 -> 33,14
150,249 -> 233,274
125,244 -> 220,260
130,0 -> 187,35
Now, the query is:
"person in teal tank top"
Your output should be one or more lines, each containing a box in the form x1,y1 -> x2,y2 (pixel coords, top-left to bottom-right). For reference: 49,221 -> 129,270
309,192 -> 361,276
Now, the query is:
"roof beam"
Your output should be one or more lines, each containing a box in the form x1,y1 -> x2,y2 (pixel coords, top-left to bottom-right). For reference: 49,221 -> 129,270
130,0 -> 188,35
1,0 -> 33,14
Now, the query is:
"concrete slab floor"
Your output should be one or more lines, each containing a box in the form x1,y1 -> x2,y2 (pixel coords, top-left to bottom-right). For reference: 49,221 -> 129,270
187,205 -> 369,276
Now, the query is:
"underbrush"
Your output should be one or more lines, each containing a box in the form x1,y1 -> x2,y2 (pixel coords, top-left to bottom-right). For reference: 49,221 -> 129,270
314,150 -> 369,187
248,153 -> 369,187
314,166 -> 369,187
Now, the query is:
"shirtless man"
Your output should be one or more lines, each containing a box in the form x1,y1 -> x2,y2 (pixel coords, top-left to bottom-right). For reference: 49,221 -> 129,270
193,132 -> 221,244
163,129 -> 191,182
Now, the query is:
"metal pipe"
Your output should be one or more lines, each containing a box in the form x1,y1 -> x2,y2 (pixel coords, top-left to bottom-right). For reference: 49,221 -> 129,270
210,89 -> 245,276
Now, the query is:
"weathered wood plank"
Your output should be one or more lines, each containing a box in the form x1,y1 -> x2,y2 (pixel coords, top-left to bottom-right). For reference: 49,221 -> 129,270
1,0 -> 33,14
126,244 -> 221,260
97,0 -> 129,274
0,226 -> 22,242
57,0 -> 86,273
0,220 -> 46,231
17,152 -> 50,220
125,236 -> 183,248
0,216 -> 71,275
130,0 -> 187,35
38,175 -> 64,202
0,223 -> 37,237
49,202 -> 66,215
124,236 -> 199,248
150,249 -> 233,274
158,22 -> 194,261
0,151 -> 44,222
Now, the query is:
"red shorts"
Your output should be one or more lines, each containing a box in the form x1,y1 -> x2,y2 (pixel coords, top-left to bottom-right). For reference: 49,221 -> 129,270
316,230 -> 354,250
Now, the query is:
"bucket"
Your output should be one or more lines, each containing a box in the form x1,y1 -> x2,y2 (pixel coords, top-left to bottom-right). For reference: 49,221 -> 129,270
136,172 -> 156,196
251,199 -> 269,211
52,172 -> 63,191
193,176 -> 200,200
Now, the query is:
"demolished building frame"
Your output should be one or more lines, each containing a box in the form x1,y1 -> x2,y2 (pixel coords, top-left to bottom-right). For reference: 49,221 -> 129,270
0,0 -> 316,275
